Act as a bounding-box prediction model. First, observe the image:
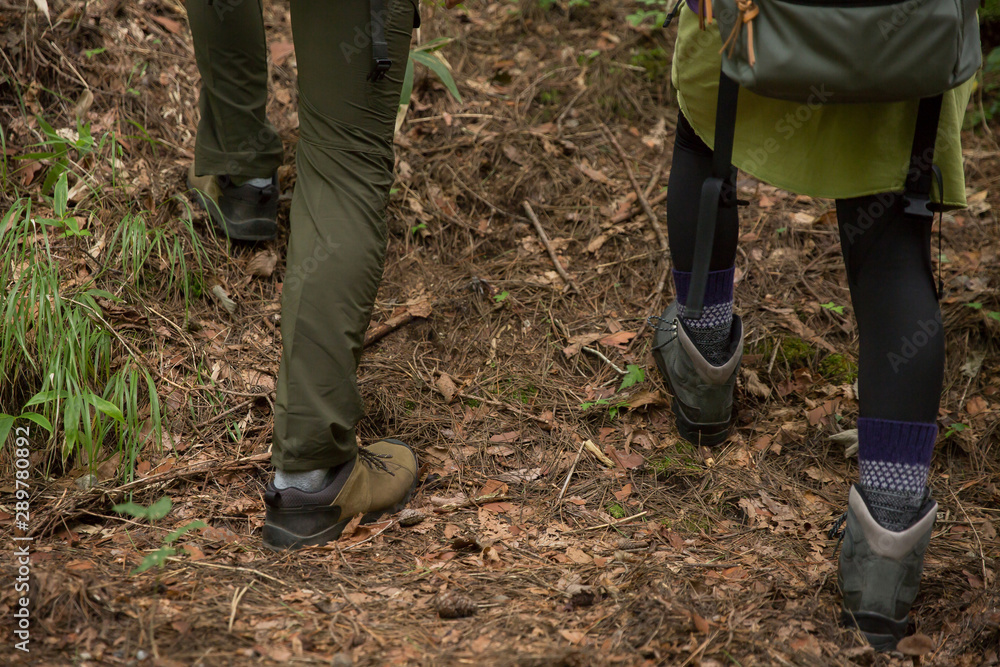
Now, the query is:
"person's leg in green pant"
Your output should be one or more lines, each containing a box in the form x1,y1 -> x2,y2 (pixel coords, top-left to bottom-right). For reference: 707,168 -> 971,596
263,0 -> 421,550
187,0 -> 420,549
186,0 -> 284,240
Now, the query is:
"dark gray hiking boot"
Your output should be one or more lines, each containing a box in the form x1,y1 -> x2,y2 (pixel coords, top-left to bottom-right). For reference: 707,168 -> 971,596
649,301 -> 743,446
262,439 -> 418,550
834,484 -> 937,651
187,165 -> 278,241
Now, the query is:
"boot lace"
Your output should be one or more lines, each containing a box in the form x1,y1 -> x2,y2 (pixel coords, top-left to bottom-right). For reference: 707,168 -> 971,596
647,315 -> 678,351
828,511 -> 848,555
358,446 -> 395,475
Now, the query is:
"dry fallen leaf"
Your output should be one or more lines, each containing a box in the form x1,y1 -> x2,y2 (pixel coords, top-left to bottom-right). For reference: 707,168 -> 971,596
151,15 -> 183,34
210,284 -> 237,316
435,373 -> 458,403
32,0 -> 50,21
966,396 -> 988,416
576,161 -> 610,185
607,446 -> 644,470
583,439 -> 615,467
598,330 -> 636,351
269,41 -> 295,66
246,250 -> 278,278
741,368 -> 771,398
896,633 -> 935,656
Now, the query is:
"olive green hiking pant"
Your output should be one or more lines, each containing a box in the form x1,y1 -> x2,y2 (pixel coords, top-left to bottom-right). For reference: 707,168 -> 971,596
188,0 -> 418,471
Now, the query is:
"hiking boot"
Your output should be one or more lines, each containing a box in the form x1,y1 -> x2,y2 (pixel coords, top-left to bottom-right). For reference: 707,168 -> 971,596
835,484 -> 937,651
187,165 -> 279,241
262,439 -> 419,550
649,301 -> 743,446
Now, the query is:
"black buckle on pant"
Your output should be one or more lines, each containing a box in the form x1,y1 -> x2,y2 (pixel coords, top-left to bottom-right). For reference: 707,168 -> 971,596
368,57 -> 392,82
367,0 -> 391,82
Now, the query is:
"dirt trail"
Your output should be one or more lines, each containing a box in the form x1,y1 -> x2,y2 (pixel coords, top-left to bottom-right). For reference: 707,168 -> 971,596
1,1 -> 998,665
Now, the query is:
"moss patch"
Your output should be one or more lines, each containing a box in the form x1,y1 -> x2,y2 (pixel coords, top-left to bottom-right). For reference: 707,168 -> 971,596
630,47 -> 670,82
653,442 -> 700,476
819,353 -> 858,384
754,336 -> 815,368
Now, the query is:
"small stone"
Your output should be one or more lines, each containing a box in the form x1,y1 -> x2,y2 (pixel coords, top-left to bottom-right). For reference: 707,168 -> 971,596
75,474 -> 99,490
330,652 -> 353,667
398,509 -> 425,527
435,591 -> 478,619
79,653 -> 92,661
136,649 -> 149,660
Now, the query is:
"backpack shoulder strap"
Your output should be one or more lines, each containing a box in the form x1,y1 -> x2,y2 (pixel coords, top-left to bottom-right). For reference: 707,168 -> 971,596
903,94 -> 944,220
686,72 -> 740,317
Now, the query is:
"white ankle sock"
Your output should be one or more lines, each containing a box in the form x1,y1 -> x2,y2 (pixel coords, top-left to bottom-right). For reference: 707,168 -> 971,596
274,468 -> 328,492
244,177 -> 272,189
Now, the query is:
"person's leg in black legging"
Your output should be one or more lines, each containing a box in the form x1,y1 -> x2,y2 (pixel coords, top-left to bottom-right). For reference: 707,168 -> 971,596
666,112 -> 741,364
836,193 -> 943,530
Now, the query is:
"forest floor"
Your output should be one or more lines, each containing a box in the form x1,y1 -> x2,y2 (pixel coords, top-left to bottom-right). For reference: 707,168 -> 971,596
0,1 -> 998,665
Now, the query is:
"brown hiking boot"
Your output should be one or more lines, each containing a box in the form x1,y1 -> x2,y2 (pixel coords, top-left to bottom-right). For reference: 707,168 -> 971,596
262,439 -> 418,550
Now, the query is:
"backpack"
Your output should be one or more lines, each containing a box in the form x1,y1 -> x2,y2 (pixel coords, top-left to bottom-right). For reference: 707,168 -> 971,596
667,0 -> 982,315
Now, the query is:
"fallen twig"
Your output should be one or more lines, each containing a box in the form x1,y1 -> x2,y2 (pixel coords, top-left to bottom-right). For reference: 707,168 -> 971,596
364,299 -> 433,347
567,511 -> 649,534
456,390 -> 557,428
601,124 -> 668,252
432,492 -> 514,513
582,346 -> 626,375
611,189 -> 669,225
557,439 -> 588,506
228,584 -> 251,632
522,201 -> 579,293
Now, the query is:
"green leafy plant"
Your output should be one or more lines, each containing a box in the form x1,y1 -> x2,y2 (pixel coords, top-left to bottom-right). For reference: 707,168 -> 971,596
36,172 -> 90,238
966,301 -> 1000,322
627,0 -> 672,26
397,38 -> 463,130
113,496 -> 207,574
492,290 -> 510,303
618,364 -> 645,391
942,422 -> 968,440
580,364 -> 646,419
1,199 -> 162,469
540,0 -> 590,9
0,412 -> 53,449
820,301 -> 845,315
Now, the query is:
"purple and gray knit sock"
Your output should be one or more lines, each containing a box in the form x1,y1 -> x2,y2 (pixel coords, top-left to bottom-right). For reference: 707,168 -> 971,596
858,417 -> 937,531
673,267 -> 736,365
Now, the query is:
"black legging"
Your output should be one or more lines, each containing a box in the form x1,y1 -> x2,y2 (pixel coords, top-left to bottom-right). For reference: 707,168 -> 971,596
667,113 -> 943,423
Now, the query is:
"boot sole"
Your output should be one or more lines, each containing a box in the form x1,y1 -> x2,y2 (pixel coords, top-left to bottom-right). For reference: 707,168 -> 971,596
188,181 -> 277,242
262,440 -> 419,551
653,340 -> 733,447
841,609 -> 909,652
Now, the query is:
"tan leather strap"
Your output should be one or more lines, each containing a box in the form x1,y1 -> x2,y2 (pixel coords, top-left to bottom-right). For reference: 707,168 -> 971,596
721,0 -> 759,66
698,0 -> 714,30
